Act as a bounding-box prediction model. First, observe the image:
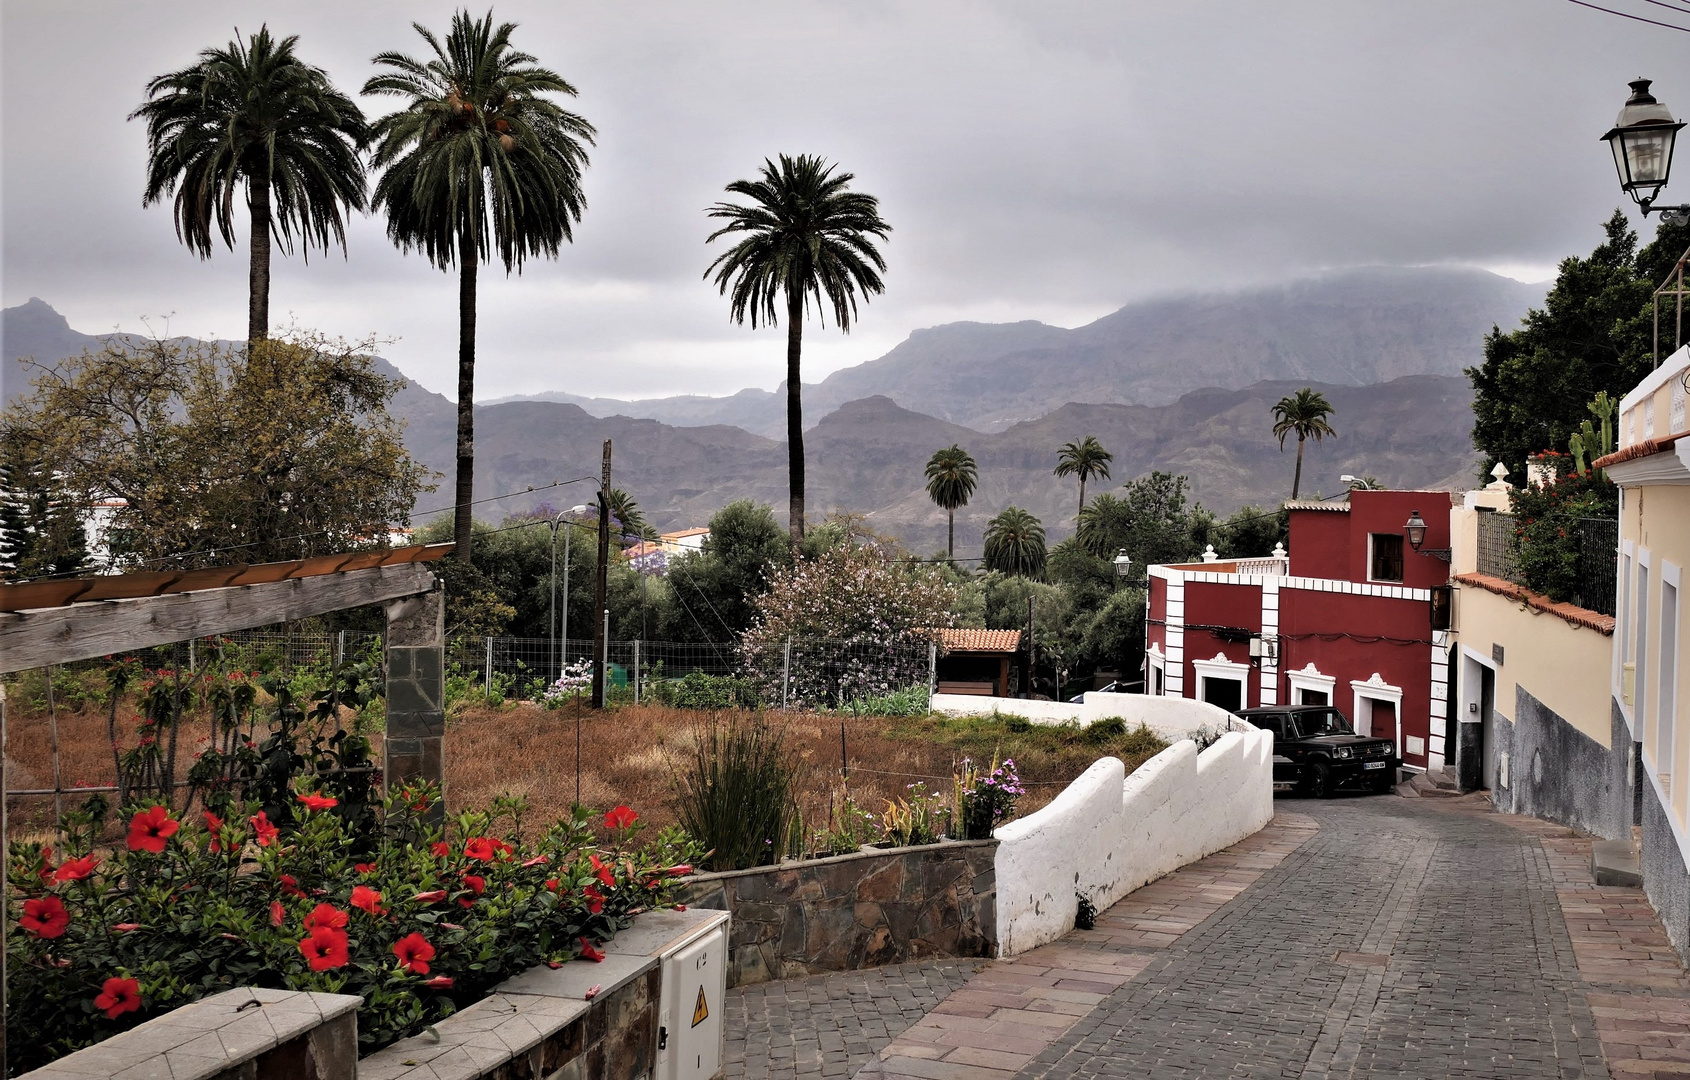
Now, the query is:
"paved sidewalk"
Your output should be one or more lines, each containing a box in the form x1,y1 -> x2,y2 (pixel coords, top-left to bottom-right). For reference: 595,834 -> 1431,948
852,814 -> 1318,1079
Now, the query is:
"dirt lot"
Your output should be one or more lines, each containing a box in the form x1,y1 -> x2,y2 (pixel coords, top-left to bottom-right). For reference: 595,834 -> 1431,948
4,693 -> 1168,838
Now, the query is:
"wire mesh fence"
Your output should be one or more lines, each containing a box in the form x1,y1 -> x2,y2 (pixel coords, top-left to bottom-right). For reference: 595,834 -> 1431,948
1476,511 -> 1519,581
1474,511 -> 1617,617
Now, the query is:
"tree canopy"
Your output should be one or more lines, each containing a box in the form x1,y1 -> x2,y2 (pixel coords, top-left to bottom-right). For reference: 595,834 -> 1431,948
983,506 -> 1047,579
924,444 -> 978,559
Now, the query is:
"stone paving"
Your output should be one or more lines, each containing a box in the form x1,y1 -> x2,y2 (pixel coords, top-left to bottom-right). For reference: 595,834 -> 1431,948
727,791 -> 1690,1080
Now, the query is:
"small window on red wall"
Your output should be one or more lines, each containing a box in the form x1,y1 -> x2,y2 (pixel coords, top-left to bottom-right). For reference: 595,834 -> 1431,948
1370,534 -> 1404,583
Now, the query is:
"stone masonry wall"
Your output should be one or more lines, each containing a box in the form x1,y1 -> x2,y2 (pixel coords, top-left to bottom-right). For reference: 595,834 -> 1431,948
677,839 -> 997,987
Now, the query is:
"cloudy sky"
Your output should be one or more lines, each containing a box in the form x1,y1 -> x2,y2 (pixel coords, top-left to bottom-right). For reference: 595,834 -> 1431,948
3,1 -> 1687,400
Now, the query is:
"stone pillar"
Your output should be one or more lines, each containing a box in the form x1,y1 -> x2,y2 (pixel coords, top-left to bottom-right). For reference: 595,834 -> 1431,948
385,585 -> 445,809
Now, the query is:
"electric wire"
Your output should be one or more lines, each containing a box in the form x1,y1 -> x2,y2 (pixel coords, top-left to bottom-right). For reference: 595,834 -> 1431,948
1563,0 -> 1690,32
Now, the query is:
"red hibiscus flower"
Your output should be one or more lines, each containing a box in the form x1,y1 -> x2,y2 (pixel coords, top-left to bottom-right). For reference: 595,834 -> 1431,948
590,854 -> 616,889
94,976 -> 143,1019
298,926 -> 350,972
126,806 -> 179,853
38,845 -> 55,882
423,975 -> 454,989
270,902 -> 285,928
545,878 -> 561,892
392,932 -> 436,974
521,854 -> 550,868
112,922 -> 141,933
430,841 -> 452,858
672,904 -> 687,912
579,937 -> 605,962
603,805 -> 638,830
278,874 -> 305,898
297,792 -> 338,812
354,862 -> 376,874
583,883 -> 605,914
661,864 -> 694,877
53,854 -> 99,883
413,889 -> 447,904
463,837 -> 497,861
303,904 -> 348,932
351,885 -> 387,917
250,811 -> 279,847
458,875 -> 485,908
20,896 -> 69,938
204,812 -> 225,853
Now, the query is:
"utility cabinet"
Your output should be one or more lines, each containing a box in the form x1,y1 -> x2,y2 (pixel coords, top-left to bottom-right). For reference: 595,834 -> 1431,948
605,906 -> 730,1080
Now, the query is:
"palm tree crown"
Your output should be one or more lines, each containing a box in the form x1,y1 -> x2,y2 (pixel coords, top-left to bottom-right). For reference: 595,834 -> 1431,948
1053,436 -> 1113,527
132,26 -> 368,347
983,506 -> 1047,579
924,444 -> 978,559
364,10 -> 595,561
1271,388 -> 1338,500
705,153 -> 890,548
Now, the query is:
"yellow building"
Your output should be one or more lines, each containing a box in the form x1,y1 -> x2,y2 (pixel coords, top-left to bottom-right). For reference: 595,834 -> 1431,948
1598,343 -> 1690,954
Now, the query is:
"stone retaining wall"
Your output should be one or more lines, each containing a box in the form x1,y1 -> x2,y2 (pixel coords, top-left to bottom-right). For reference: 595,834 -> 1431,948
678,839 -> 998,987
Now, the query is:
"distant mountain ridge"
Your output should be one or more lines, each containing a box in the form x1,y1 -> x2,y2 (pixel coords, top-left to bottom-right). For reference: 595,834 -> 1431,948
486,265 -> 1541,436
2,286 -> 1495,554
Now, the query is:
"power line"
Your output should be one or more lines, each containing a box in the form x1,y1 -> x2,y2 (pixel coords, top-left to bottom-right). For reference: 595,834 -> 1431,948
1563,0 -> 1690,32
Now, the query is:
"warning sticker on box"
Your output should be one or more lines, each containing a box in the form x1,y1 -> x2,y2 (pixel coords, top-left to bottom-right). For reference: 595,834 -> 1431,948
692,985 -> 709,1027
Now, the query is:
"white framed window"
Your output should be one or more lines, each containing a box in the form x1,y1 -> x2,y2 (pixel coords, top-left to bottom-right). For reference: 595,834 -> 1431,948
1368,533 -> 1405,584
1147,643 -> 1167,697
1287,662 -> 1337,707
1192,652 -> 1250,713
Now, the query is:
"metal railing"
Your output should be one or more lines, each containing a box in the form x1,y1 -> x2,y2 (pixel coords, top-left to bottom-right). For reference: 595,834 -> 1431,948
1474,511 -> 1617,617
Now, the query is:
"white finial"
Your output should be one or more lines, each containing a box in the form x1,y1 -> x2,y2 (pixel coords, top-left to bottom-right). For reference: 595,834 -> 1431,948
1485,461 -> 1513,491
1271,541 -> 1287,559
1201,544 -> 1218,563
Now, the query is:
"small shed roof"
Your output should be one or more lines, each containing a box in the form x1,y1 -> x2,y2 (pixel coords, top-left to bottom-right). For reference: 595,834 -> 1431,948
935,628 -> 1023,653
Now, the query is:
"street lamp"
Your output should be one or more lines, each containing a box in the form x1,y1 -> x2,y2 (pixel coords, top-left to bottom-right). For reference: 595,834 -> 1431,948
549,503 -> 595,681
1113,549 -> 1132,586
1603,78 -> 1689,222
1404,509 -> 1451,563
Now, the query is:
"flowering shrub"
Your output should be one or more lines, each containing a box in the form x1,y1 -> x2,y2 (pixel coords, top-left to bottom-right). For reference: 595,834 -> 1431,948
1509,450 -> 1617,605
741,545 -> 955,707
955,757 -> 1024,840
654,672 -> 761,710
542,659 -> 595,708
6,788 -> 701,1072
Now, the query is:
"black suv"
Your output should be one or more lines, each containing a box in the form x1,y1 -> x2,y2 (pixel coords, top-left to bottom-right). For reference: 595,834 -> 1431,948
1238,706 -> 1399,797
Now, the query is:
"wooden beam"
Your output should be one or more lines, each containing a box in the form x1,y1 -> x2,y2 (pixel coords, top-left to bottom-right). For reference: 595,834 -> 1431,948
0,563 -> 437,672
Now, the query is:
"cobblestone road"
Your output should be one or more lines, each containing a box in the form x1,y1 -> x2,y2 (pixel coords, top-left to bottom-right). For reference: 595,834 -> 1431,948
1023,796 -> 1613,1079
723,959 -> 982,1080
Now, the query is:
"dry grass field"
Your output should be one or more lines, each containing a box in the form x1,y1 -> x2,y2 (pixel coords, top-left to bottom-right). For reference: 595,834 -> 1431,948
3,688 -> 1168,839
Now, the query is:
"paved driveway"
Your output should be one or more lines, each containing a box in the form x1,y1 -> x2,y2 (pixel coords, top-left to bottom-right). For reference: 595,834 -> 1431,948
728,793 -> 1690,1080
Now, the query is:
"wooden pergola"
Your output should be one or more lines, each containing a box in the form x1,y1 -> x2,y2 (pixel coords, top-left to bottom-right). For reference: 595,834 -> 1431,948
0,543 -> 454,1071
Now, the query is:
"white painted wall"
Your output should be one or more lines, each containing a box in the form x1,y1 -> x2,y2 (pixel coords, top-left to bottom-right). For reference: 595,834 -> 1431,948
991,725 -> 1275,956
930,690 -> 1239,744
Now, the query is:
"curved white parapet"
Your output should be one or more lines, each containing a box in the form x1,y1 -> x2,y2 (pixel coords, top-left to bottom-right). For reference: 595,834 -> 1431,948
930,691 -> 1238,744
991,726 -> 1275,957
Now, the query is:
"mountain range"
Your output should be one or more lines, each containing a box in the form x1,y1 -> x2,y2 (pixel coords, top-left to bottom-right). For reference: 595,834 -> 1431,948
3,264 -> 1530,553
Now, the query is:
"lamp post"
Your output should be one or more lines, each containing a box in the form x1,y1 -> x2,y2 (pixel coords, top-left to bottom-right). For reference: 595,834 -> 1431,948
1113,549 -> 1132,588
1603,78 -> 1689,224
1404,509 -> 1451,563
549,503 -> 593,681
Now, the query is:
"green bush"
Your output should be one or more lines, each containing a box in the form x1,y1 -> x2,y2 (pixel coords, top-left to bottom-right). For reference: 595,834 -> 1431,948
6,787 -> 701,1071
1509,450 -> 1617,604
998,712 -> 1033,734
1083,717 -> 1127,745
672,714 -> 798,871
657,672 -> 760,710
839,685 -> 930,717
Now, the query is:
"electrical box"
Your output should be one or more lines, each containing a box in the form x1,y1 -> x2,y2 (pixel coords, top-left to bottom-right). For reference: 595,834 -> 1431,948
659,916 -> 727,1080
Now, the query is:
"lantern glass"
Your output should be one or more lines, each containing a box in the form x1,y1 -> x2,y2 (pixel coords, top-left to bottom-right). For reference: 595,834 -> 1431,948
1404,511 -> 1428,552
1622,126 -> 1676,192
1113,549 -> 1131,578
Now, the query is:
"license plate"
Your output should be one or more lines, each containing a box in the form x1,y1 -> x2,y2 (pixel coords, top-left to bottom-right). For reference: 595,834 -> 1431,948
1363,761 -> 1387,770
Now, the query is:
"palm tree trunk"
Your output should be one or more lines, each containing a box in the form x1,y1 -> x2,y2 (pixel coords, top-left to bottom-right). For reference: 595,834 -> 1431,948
1077,477 -> 1087,529
247,181 -> 272,349
453,226 -> 478,562
785,290 -> 806,549
1292,436 -> 1305,501
947,508 -> 955,560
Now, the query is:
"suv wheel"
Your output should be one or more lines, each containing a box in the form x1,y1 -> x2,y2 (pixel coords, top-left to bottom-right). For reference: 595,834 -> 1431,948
1301,761 -> 1332,799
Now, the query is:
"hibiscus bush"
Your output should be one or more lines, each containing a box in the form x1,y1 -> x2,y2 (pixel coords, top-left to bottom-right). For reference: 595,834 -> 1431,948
6,786 -> 701,1074
1510,450 -> 1618,605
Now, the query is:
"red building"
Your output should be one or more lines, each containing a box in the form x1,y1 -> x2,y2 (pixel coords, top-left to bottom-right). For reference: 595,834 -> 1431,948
1145,489 -> 1453,772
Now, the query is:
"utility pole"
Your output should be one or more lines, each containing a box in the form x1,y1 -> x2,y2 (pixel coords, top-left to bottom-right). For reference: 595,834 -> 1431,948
591,439 -> 612,709
1024,594 -> 1036,699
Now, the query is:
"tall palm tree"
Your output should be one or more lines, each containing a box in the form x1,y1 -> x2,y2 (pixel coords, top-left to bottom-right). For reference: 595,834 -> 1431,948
365,10 -> 595,562
705,154 -> 891,549
1053,436 -> 1113,528
605,488 -> 653,540
132,27 -> 368,349
1271,388 -> 1338,500
983,506 -> 1047,579
924,444 -> 978,559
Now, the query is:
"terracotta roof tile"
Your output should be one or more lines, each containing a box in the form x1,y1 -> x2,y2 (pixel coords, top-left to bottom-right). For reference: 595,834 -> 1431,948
934,628 -> 1023,653
1453,572 -> 1615,635
1592,429 -> 1690,470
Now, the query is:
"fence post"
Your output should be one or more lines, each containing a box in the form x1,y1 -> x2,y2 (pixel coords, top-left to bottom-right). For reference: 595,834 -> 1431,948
928,642 -> 937,704
782,638 -> 791,710
337,629 -> 346,666
188,639 -> 196,674
485,636 -> 494,704
633,639 -> 641,704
